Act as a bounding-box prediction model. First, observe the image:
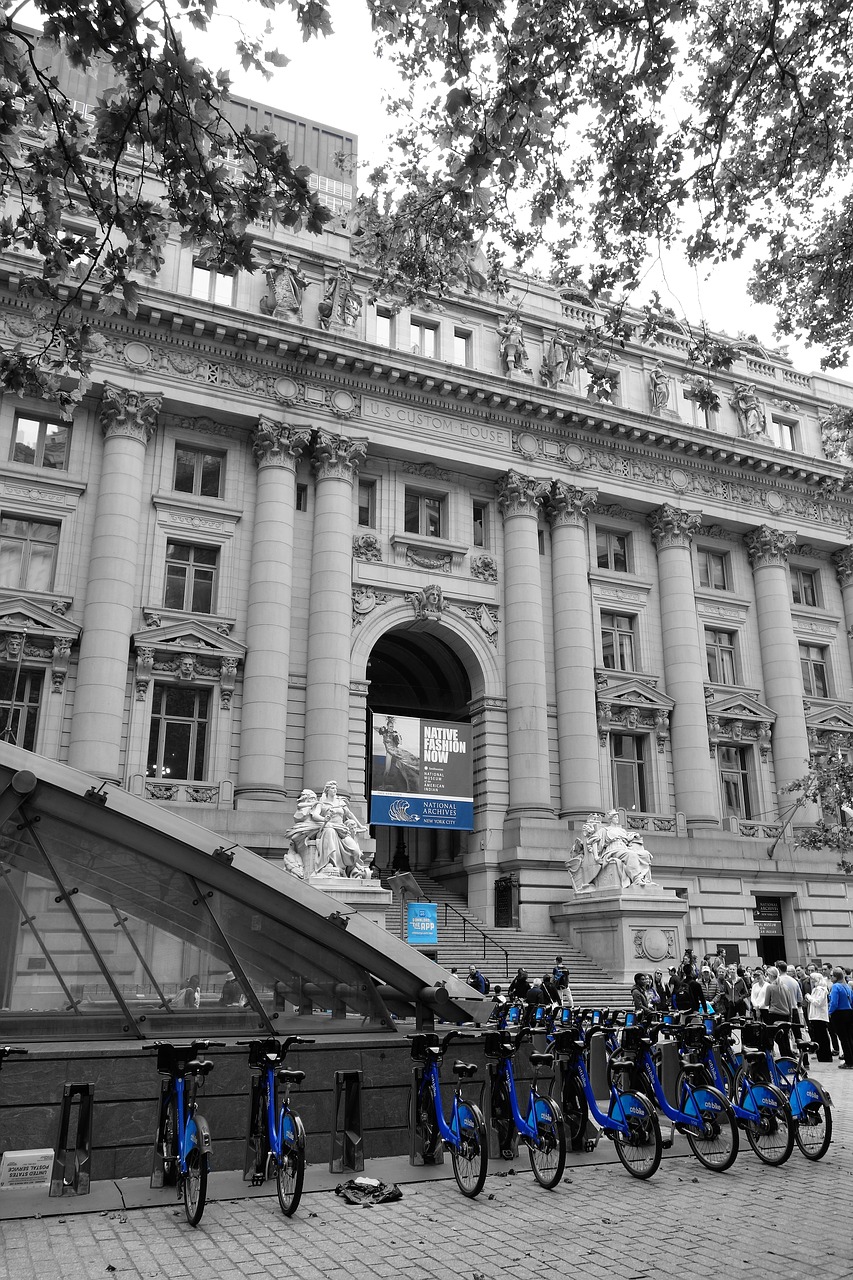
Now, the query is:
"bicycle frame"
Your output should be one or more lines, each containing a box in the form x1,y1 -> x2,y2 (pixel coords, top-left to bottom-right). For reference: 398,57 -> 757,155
628,1042 -> 724,1130
168,1072 -> 210,1175
490,1048 -> 545,1142
559,1039 -> 637,1137
704,1028 -> 792,1125
419,1057 -> 470,1149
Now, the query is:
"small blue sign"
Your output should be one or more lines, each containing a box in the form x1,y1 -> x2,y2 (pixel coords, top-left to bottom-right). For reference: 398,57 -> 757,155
407,902 -> 438,947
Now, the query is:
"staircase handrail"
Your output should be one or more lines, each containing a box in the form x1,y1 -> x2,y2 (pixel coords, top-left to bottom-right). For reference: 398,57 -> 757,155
441,899 -> 510,978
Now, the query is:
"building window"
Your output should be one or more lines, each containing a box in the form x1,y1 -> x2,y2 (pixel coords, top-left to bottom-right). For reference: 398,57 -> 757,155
190,262 -> 234,306
454,328 -> 472,366
0,668 -> 43,751
601,612 -> 636,671
772,416 -> 800,451
146,684 -> 210,780
596,528 -> 629,572
697,548 -> 729,591
791,566 -> 819,608
538,529 -> 545,556
705,628 -> 737,684
610,734 -> 647,811
800,643 -> 829,698
163,542 -> 218,613
358,481 -> 376,528
0,518 -> 59,592
719,745 -> 752,819
410,319 -> 438,358
375,309 -> 392,346
11,414 -> 70,470
472,501 -> 488,548
173,446 -> 224,499
296,484 -> 308,512
404,489 -> 444,538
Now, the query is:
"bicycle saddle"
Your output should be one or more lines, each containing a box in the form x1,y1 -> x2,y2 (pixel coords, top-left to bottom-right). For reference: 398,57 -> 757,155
452,1061 -> 478,1077
276,1068 -> 305,1084
530,1052 -> 554,1068
186,1058 -> 214,1076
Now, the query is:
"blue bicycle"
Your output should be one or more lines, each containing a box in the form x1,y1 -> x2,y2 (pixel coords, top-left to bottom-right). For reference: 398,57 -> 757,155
608,1020 -> 739,1172
409,1031 -> 489,1197
732,1021 -> 831,1161
145,1039 -> 224,1226
239,1035 -> 314,1214
551,1023 -> 663,1179
485,1027 -> 566,1188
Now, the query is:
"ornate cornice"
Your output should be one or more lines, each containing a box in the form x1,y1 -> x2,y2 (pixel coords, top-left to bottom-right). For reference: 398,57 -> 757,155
100,383 -> 161,444
546,481 -> 598,528
647,504 -> 702,550
251,417 -> 311,470
497,470 -> 549,519
744,525 -> 798,569
312,430 -> 368,482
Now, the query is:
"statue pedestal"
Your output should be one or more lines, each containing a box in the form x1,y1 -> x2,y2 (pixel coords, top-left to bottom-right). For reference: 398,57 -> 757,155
307,876 -> 393,929
550,884 -> 689,984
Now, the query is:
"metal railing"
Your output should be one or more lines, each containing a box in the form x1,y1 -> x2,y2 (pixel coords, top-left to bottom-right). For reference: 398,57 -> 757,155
441,900 -> 510,978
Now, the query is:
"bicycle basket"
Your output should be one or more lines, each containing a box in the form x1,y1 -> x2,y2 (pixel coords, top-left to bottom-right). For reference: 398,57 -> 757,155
682,1025 -> 711,1051
156,1044 -> 181,1076
409,1035 -> 440,1062
620,1026 -> 646,1052
741,1022 -> 776,1052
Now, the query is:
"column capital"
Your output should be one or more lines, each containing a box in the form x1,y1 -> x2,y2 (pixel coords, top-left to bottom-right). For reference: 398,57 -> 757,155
497,470 -> 549,519
252,417 -> 311,470
832,545 -> 853,586
647,504 -> 702,550
547,481 -> 598,528
744,525 -> 798,569
99,383 -> 161,444
312,429 -> 367,482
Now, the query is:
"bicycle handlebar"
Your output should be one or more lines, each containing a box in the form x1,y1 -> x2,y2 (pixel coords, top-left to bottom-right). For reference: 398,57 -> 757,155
142,1039 -> 225,1052
0,1046 -> 28,1056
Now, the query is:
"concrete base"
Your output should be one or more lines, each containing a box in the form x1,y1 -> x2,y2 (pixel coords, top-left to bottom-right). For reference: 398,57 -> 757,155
307,875 -> 393,928
551,881 -> 689,983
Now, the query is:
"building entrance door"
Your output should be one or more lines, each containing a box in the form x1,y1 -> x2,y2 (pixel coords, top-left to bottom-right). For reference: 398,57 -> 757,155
753,896 -> 786,964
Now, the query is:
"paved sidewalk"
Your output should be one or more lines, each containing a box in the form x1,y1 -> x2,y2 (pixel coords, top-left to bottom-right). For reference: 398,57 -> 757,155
1,1061 -> 851,1280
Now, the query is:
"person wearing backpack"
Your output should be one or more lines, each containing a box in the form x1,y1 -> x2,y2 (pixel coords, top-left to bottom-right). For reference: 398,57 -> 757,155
467,965 -> 489,996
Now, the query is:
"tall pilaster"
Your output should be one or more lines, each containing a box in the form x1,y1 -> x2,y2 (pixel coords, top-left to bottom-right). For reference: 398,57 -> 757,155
832,546 -> 853,678
68,384 -> 161,779
746,526 -> 812,808
547,482 -> 602,818
647,504 -> 719,827
236,418 -> 311,805
497,470 -> 553,816
302,430 -> 367,791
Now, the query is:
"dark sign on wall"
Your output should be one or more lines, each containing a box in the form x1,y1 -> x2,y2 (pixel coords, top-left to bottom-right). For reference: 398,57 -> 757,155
370,713 -> 473,830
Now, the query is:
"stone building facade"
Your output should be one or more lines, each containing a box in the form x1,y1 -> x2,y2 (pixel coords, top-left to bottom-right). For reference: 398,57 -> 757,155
2,75 -> 853,972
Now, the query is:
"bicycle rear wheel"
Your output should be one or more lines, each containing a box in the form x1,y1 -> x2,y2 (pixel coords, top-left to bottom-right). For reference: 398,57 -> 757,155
794,1098 -> 832,1161
183,1149 -> 208,1226
741,1084 -> 795,1166
527,1095 -> 566,1190
451,1102 -> 488,1198
276,1113 -> 306,1216
610,1093 -> 662,1180
675,1075 -> 739,1173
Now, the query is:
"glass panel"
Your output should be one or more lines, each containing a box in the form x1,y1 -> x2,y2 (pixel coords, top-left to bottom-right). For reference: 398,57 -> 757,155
611,535 -> 628,572
193,546 -> 219,567
190,568 -> 214,613
473,503 -> 485,547
12,418 -> 39,465
424,497 -> 442,537
454,330 -> 470,365
0,538 -> 24,588
26,540 -> 56,591
404,491 -> 419,534
376,313 -> 391,346
164,564 -> 188,609
199,453 -> 222,498
167,542 -> 191,563
190,265 -> 211,300
162,722 -> 192,778
174,447 -> 196,493
212,270 -> 234,306
42,422 -> 68,469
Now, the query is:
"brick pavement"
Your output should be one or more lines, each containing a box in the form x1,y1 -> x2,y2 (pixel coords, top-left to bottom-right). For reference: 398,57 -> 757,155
1,1060 -> 852,1280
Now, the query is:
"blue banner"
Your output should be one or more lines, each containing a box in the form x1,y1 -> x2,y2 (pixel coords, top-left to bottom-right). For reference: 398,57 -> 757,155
407,901 -> 438,946
370,792 -> 474,829
370,713 -> 473,830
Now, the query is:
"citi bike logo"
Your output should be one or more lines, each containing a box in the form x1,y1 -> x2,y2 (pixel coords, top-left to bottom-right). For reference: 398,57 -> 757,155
389,799 -> 419,822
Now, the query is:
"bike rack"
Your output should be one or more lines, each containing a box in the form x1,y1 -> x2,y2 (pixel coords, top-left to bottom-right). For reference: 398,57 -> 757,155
329,1069 -> 364,1173
242,1074 -> 267,1185
408,1068 -> 443,1166
49,1082 -> 94,1197
483,1062 -> 518,1161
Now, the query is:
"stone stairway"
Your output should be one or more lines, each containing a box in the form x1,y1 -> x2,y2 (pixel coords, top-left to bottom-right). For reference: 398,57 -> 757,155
381,870 -> 632,1008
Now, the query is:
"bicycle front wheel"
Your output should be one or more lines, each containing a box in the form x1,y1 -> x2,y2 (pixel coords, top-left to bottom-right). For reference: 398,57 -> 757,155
742,1084 -> 795,1166
527,1095 -> 566,1190
610,1093 -> 662,1180
675,1075 -> 739,1173
451,1102 -> 488,1198
183,1149 -> 208,1227
276,1113 -> 306,1216
794,1097 -> 832,1161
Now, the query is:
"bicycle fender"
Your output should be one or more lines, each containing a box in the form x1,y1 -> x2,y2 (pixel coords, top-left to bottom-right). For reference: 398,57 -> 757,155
792,1078 -> 831,1111
532,1096 -> 559,1127
749,1083 -> 784,1111
689,1087 -> 724,1115
611,1091 -> 650,1126
186,1114 -> 213,1154
280,1111 -> 306,1149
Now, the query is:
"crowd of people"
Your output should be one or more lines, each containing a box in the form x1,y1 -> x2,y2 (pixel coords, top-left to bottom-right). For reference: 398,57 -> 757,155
629,946 -> 853,1068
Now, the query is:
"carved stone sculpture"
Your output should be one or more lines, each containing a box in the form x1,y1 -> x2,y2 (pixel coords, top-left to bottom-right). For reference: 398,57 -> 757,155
498,306 -> 532,375
566,811 -> 654,891
540,329 -> 574,389
259,256 -> 309,322
649,361 -> 670,414
729,383 -> 768,439
283,782 -> 369,879
317,265 -> 362,331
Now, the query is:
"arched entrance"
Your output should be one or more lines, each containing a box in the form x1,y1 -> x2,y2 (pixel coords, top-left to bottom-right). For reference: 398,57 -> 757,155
366,627 -> 472,876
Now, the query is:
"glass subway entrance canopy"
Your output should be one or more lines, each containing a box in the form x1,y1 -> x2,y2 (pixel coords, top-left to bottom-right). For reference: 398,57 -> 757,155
0,743 -> 469,1039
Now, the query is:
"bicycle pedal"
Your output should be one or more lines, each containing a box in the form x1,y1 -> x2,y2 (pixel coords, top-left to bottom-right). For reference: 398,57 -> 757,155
250,1173 -> 266,1187
661,1137 -> 673,1149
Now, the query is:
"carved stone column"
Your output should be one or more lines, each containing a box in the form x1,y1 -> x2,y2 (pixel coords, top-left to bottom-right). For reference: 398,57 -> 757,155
68,384 -> 161,778
547,482 -> 602,818
497,470 -> 553,816
832,546 -> 853,677
746,526 -> 813,813
302,430 -> 368,789
648,504 -> 719,827
236,418 -> 311,805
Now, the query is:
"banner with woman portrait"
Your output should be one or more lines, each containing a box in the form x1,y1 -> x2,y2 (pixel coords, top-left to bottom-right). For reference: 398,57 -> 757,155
370,713 -> 473,829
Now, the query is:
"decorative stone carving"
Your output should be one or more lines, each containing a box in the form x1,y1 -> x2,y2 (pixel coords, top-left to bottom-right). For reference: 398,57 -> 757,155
135,645 -> 155,700
461,603 -> 499,645
566,811 -> 655,892
259,255 -> 309,322
408,584 -> 446,620
177,653 -> 196,681
547,481 -> 598,528
220,656 -> 238,709
313,430 -> 367,482
317,265 -> 362,331
633,927 -> 676,962
649,361 -> 670,414
647,504 -> 702,550
406,546 -> 451,573
353,534 -> 382,562
50,637 -> 71,692
352,587 -> 389,627
471,554 -> 498,583
251,417 -> 311,469
729,383 -> 769,439
540,329 -> 575,389
497,470 -> 549,519
832,546 -> 853,586
143,611 -> 162,629
283,781 -> 370,879
497,303 -> 532,376
100,383 -> 161,444
744,525 -> 798,569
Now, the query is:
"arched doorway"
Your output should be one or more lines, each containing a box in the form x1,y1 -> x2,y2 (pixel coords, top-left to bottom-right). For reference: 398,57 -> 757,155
366,627 -> 472,876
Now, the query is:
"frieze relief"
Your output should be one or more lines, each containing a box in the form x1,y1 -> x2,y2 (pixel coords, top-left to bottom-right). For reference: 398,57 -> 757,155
471,554 -> 498,583
353,534 -> 382,562
351,587 -> 389,627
